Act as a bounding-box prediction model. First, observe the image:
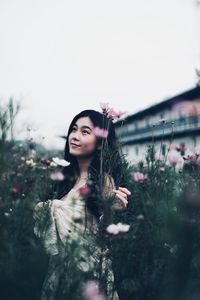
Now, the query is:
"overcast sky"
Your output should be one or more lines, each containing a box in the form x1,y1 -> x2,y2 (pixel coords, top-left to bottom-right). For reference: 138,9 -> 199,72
0,0 -> 199,150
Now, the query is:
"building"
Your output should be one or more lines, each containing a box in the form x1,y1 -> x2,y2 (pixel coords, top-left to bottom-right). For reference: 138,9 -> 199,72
115,86 -> 200,163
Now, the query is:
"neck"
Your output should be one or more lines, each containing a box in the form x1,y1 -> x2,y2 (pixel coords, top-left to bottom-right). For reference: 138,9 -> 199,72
77,157 -> 93,178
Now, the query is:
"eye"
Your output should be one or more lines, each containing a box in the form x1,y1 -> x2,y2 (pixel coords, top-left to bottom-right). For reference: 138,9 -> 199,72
71,126 -> 77,132
82,130 -> 90,135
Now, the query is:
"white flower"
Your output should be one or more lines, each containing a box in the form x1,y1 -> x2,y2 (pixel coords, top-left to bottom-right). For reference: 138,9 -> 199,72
136,214 -> 145,220
50,161 -> 57,167
106,224 -> 119,235
116,222 -> 130,233
106,222 -> 130,235
25,158 -> 36,167
52,157 -> 70,167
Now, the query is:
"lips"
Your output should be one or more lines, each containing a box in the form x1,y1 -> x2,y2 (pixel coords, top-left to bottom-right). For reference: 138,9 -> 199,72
70,143 -> 81,147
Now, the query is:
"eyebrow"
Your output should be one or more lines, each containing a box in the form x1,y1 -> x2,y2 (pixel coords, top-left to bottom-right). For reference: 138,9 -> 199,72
82,125 -> 92,131
73,124 -> 92,131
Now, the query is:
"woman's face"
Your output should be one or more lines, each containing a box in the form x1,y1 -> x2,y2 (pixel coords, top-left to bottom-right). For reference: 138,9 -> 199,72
68,116 -> 97,158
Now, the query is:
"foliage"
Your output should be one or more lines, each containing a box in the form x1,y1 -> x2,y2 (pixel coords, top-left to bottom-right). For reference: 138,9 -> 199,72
1,99 -> 200,300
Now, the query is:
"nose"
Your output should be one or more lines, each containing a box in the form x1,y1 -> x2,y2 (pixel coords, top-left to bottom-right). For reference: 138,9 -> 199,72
70,131 -> 80,141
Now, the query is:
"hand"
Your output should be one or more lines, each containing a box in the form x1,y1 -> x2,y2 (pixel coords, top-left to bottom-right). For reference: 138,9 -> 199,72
113,187 -> 131,208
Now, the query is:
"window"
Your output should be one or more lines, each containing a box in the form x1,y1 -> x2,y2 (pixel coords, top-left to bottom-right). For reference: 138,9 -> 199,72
135,146 -> 139,156
162,144 -> 166,156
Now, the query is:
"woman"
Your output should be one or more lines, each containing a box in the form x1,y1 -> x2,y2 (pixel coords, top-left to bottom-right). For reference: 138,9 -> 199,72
33,109 -> 131,300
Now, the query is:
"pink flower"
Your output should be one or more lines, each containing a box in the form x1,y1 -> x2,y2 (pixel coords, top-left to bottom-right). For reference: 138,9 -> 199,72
79,186 -> 91,196
194,146 -> 200,155
16,172 -> 23,176
99,102 -> 126,120
99,102 -> 110,113
11,184 -> 23,194
50,172 -> 64,181
106,108 -> 126,120
173,101 -> 200,117
170,143 -> 186,152
159,167 -> 165,172
83,280 -> 106,300
132,172 -> 148,182
183,154 -> 199,161
168,155 -> 180,166
93,127 -> 109,139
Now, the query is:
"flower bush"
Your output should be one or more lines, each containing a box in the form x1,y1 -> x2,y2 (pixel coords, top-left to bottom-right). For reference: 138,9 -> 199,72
1,99 -> 200,300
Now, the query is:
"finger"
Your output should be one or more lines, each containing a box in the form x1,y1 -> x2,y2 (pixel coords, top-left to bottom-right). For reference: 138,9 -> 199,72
115,193 -> 128,207
113,189 -> 128,200
118,187 -> 131,195
114,191 -> 128,204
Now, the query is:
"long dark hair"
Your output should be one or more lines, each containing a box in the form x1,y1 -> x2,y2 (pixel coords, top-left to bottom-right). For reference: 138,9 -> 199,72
53,109 -> 127,219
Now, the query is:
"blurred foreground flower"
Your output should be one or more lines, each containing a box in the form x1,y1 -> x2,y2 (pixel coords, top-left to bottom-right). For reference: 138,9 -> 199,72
106,222 -> 130,235
93,127 -> 109,138
132,172 -> 148,182
99,102 -> 110,113
52,157 -> 70,167
173,101 -> 200,117
99,102 -> 126,120
106,107 -> 127,120
79,186 -> 91,196
11,184 -> 23,193
183,154 -> 199,161
170,143 -> 186,153
50,172 -> 65,181
168,155 -> 181,166
83,280 -> 106,300
16,172 -> 23,176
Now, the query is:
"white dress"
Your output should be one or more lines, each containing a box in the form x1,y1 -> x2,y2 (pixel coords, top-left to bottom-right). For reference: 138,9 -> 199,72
33,186 -> 119,300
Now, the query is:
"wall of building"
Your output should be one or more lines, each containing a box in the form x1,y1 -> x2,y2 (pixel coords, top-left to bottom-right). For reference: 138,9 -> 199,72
116,88 -> 200,165
122,135 -> 200,164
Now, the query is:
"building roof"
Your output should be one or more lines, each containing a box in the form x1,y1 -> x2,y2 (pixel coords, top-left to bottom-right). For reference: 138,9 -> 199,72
115,85 -> 200,127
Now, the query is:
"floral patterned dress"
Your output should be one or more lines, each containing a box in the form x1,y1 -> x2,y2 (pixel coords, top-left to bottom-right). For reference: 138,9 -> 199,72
33,185 -> 119,300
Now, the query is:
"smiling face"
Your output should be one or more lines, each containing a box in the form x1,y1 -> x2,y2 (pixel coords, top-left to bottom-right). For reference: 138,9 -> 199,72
68,117 -> 97,158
